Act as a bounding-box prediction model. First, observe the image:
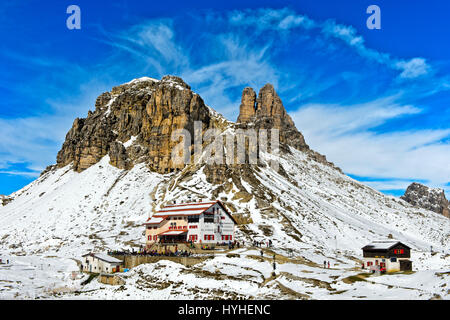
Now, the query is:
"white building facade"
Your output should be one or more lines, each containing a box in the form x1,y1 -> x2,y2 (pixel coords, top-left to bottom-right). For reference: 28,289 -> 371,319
81,253 -> 123,273
145,200 -> 237,247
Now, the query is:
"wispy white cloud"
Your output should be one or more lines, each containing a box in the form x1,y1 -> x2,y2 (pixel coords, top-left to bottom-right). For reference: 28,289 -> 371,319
2,6 -> 448,201
394,58 -> 431,79
102,20 -> 278,120
229,8 -> 432,80
290,98 -> 450,194
228,7 -> 315,31
0,72 -> 112,176
0,170 -> 40,178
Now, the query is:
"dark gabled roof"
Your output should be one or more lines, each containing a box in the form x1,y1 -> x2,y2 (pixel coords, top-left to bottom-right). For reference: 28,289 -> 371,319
362,240 -> 411,251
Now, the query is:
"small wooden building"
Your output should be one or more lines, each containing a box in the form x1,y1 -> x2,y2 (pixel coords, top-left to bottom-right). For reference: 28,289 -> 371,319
362,240 -> 412,273
81,253 -> 123,274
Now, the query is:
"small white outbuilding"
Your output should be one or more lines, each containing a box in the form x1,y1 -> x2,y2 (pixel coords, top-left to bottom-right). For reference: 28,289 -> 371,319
81,253 -> 123,273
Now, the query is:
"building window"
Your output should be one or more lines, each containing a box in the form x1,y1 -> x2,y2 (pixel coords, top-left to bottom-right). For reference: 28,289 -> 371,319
204,214 -> 214,223
394,249 -> 404,254
391,257 -> 397,262
188,215 -> 199,223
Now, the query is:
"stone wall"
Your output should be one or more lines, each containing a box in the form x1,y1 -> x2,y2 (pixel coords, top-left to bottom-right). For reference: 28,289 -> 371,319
111,255 -> 212,269
98,273 -> 126,286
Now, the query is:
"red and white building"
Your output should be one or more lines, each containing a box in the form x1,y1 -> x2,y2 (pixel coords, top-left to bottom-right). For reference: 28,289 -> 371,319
144,200 -> 237,247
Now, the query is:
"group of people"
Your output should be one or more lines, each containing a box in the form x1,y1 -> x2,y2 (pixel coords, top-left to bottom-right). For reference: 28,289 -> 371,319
108,248 -> 192,257
108,250 -> 146,256
147,249 -> 192,257
198,241 -> 242,250
253,239 -> 272,248
323,260 -> 332,268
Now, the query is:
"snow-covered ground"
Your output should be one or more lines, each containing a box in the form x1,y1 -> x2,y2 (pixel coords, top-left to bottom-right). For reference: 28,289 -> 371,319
0,255 -> 79,299
0,121 -> 449,299
1,248 -> 446,300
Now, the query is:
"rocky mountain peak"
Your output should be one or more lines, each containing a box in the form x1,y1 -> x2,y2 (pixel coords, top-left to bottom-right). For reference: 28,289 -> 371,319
256,83 -> 290,123
236,87 -> 256,123
54,75 -> 341,178
56,75 -> 211,174
236,83 -> 308,152
160,75 -> 191,90
401,182 -> 449,218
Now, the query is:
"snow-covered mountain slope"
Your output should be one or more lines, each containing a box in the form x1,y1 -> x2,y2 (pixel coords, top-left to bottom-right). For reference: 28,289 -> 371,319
0,143 -> 448,259
0,76 -> 449,299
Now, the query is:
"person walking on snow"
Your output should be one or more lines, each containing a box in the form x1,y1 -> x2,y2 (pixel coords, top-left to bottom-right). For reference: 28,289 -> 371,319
328,261 -> 330,269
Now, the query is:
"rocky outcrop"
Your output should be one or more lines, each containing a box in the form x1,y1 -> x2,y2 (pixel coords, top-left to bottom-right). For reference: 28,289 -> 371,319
54,75 -> 341,179
56,76 -> 212,174
236,84 -> 308,151
1,195 -> 13,206
236,87 -> 256,123
401,183 -> 449,218
235,84 -> 341,172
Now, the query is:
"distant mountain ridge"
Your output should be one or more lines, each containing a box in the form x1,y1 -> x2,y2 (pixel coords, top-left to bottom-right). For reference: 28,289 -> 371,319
401,182 -> 450,218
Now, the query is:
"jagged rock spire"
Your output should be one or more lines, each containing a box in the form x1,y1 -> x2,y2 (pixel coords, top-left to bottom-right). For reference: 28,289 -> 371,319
236,83 -> 308,152
237,87 -> 256,123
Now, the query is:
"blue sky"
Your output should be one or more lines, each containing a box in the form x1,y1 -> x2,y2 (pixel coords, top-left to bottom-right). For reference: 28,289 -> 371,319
0,0 -> 449,197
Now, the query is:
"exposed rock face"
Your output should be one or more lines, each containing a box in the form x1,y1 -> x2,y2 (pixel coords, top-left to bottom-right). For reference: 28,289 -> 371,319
235,83 -> 341,172
236,87 -> 256,123
55,75 -> 341,180
56,76 -> 212,174
401,183 -> 450,218
236,84 -> 308,151
1,195 -> 13,206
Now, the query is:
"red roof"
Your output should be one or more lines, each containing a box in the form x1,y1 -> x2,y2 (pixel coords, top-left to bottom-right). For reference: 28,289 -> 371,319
153,201 -> 217,217
144,200 -> 237,224
158,230 -> 188,236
